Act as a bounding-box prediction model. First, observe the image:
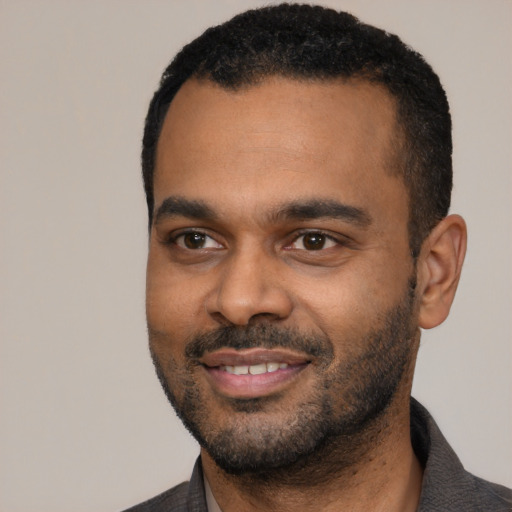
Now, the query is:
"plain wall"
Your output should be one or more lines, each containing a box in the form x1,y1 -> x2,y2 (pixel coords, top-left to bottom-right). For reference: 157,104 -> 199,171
1,1 -> 510,510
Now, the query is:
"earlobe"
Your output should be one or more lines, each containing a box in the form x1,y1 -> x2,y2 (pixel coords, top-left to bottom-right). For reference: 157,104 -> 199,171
417,214 -> 467,329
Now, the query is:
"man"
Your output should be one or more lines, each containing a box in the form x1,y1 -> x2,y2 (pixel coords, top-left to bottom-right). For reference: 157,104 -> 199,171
126,4 -> 511,511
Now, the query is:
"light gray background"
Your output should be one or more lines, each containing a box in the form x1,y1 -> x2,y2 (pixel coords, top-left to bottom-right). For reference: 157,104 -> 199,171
1,1 -> 510,511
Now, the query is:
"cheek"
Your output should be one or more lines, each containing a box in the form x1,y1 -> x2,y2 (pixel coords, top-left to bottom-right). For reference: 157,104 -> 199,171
146,251 -> 211,341
295,258 -> 411,340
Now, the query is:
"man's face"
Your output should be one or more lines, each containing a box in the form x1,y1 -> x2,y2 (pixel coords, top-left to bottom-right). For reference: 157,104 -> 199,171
146,77 -> 418,474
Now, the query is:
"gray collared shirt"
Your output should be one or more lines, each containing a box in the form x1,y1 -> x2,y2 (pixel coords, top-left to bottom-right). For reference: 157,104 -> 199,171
124,399 -> 512,511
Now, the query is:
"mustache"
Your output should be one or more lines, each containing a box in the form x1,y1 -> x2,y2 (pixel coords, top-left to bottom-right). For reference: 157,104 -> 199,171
184,324 -> 334,361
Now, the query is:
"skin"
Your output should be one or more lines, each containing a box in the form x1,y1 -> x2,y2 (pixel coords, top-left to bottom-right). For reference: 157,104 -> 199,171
146,77 -> 467,512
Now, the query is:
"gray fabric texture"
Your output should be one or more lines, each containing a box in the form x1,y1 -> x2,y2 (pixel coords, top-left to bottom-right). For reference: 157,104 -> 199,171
123,399 -> 512,511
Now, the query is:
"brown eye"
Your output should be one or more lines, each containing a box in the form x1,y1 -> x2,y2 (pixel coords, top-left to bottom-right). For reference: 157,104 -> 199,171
290,232 -> 337,251
183,232 -> 206,249
302,233 -> 326,250
174,231 -> 223,250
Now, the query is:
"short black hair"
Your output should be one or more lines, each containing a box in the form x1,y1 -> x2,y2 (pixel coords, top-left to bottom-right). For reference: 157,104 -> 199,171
142,3 -> 452,253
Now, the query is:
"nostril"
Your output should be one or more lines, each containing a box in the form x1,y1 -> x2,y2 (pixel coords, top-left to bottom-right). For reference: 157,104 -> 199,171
248,312 -> 286,324
209,311 -> 287,328
209,311 -> 237,327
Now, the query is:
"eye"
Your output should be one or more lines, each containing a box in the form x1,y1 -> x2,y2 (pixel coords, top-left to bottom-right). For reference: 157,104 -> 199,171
174,231 -> 222,250
290,232 -> 337,251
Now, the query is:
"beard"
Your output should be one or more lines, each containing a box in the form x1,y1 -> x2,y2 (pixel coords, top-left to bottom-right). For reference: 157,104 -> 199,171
149,281 -> 417,479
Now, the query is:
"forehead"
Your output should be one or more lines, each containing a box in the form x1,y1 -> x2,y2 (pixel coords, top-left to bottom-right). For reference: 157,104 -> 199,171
154,76 -> 406,224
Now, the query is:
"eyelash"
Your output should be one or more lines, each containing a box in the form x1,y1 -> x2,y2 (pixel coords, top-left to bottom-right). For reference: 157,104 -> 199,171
164,229 -> 349,252
287,230 -> 348,251
165,230 -> 222,250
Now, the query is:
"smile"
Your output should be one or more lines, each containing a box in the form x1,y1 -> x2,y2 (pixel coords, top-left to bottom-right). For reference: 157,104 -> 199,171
199,348 -> 311,399
220,362 -> 289,375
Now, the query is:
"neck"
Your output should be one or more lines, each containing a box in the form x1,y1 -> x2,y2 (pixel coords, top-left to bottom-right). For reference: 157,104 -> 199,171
202,393 -> 423,512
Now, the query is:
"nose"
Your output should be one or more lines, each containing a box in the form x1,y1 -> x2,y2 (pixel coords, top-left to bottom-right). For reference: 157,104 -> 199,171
206,247 -> 293,326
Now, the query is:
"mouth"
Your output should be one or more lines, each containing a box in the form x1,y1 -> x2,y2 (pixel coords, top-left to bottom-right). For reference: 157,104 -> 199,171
199,348 -> 312,399
220,361 -> 291,375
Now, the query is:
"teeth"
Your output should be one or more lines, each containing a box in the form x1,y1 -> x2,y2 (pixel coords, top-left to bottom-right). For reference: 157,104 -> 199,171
266,362 -> 280,373
249,363 -> 267,375
220,362 -> 289,375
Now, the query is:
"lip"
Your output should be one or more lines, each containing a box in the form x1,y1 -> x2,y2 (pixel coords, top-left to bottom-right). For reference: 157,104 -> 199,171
200,348 -> 311,367
200,348 -> 311,399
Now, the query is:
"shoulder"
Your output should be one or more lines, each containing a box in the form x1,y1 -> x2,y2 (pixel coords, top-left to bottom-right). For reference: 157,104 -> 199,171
411,398 -> 512,511
421,469 -> 512,512
122,481 -> 190,512
121,458 -> 207,512
465,474 -> 512,511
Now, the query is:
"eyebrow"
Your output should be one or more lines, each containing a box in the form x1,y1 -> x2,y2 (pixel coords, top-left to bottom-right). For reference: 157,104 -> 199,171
154,195 -> 371,228
272,199 -> 372,227
154,196 -> 217,224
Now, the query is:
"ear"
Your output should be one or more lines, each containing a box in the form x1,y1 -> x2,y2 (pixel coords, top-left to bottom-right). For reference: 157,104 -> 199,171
417,214 -> 467,329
